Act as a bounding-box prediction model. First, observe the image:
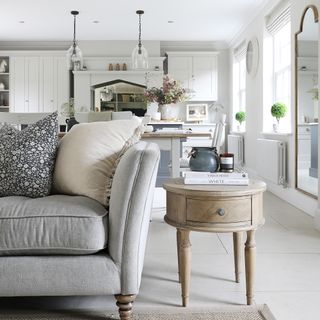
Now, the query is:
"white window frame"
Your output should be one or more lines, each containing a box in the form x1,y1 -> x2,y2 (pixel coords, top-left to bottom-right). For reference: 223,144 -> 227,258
263,4 -> 291,133
232,48 -> 246,132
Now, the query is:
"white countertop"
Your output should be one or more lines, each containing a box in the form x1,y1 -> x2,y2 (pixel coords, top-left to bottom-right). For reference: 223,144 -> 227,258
149,121 -> 216,126
298,123 -> 318,126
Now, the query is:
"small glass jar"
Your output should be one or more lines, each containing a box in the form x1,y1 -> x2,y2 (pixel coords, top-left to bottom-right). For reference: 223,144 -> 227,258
220,153 -> 234,172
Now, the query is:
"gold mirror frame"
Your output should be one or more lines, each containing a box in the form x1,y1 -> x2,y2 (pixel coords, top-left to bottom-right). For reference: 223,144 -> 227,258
295,5 -> 319,198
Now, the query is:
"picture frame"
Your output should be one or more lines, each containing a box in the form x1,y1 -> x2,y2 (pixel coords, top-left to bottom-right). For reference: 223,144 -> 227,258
186,103 -> 208,122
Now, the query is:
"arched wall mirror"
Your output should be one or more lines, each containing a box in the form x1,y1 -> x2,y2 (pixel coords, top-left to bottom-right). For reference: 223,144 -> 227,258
295,5 -> 319,198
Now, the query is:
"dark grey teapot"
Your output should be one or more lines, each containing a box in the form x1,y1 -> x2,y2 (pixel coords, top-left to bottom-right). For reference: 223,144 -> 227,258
189,147 -> 220,172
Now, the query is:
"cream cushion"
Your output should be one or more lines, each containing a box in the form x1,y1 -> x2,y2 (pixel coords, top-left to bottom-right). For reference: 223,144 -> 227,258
53,118 -> 144,207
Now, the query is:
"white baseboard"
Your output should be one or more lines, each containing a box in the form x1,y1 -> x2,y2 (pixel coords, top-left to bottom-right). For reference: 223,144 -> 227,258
245,167 -> 318,217
314,209 -> 320,231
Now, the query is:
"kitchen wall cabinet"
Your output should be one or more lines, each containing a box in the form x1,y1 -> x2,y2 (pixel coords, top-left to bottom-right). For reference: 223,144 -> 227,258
10,54 -> 69,113
166,52 -> 218,101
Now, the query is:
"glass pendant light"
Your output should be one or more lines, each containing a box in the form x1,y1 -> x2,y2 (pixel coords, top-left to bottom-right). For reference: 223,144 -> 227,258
66,11 -> 83,71
132,10 -> 148,70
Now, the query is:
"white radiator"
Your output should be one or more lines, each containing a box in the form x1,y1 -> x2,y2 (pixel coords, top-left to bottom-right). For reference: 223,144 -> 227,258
257,139 -> 287,186
227,134 -> 244,166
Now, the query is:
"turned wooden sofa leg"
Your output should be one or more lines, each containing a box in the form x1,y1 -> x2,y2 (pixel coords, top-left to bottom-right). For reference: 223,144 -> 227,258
115,294 -> 137,320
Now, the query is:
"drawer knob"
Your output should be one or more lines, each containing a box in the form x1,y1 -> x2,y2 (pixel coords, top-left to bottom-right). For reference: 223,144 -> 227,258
217,208 -> 225,216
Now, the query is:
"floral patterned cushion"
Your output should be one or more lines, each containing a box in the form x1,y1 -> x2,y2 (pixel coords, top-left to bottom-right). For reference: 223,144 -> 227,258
0,123 -> 18,138
0,112 -> 58,198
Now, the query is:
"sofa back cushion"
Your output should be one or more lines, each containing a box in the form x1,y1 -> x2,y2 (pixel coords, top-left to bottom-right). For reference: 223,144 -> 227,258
53,118 -> 144,207
0,112 -> 58,198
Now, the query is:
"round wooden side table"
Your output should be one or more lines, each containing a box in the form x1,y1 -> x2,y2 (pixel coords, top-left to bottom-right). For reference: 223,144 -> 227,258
163,178 -> 266,306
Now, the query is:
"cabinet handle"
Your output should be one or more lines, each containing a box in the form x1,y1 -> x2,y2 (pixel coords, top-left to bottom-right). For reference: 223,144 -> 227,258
217,208 -> 225,216
50,99 -> 54,103
306,128 -> 310,132
25,100 -> 29,102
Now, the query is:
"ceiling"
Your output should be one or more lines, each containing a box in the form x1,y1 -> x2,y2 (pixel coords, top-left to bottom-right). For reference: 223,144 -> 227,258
0,0 -> 268,43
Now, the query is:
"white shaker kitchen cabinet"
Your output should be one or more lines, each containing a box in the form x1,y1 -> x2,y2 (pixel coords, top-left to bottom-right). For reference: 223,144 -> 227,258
40,57 -> 69,113
10,54 -> 69,113
40,56 -> 55,112
167,56 -> 193,91
11,56 -> 40,112
25,57 -> 40,112
166,52 -> 218,101
192,55 -> 218,101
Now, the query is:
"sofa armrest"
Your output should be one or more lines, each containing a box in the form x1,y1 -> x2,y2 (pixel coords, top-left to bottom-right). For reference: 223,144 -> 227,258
108,141 -> 160,295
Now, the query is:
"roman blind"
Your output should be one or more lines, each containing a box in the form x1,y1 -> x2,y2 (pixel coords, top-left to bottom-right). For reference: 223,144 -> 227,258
266,0 -> 291,35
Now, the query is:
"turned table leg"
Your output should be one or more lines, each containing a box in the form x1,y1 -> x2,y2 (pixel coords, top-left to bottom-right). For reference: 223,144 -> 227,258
178,229 -> 192,307
245,230 -> 256,305
233,232 -> 242,283
115,294 -> 136,320
176,229 -> 182,283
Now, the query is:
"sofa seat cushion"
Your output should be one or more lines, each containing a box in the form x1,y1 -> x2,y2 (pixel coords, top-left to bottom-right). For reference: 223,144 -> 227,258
0,195 -> 108,255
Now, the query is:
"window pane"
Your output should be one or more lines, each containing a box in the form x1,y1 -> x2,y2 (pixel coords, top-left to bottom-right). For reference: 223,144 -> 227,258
232,55 -> 246,131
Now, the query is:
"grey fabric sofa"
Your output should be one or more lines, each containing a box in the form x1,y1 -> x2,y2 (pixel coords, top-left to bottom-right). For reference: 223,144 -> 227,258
0,141 -> 160,320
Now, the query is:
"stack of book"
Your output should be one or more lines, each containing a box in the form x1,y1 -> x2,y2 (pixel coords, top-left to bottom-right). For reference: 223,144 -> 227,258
183,171 -> 249,185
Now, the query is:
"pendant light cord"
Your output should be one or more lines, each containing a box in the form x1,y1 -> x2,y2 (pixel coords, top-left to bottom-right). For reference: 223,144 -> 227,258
137,11 -> 144,55
72,14 -> 77,54
70,11 -> 79,55
73,14 -> 77,45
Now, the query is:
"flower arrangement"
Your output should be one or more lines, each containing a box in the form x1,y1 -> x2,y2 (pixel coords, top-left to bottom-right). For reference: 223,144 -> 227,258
61,98 -> 75,118
144,75 -> 189,105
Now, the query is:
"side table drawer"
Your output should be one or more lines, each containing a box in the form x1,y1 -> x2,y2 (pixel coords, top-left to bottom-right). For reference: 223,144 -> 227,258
186,197 -> 251,224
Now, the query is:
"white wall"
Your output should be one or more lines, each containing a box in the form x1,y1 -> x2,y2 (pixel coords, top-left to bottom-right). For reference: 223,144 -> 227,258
0,40 -> 161,56
229,0 -> 320,217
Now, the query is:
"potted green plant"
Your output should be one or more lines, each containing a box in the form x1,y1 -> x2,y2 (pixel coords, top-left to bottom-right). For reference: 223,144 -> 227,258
235,111 -> 246,131
271,102 -> 287,132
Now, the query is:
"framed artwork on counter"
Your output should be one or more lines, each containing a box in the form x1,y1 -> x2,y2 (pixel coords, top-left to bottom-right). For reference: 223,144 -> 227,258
186,103 -> 208,122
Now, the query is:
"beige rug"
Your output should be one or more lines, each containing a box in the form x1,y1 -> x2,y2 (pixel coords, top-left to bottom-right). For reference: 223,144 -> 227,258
0,305 -> 276,320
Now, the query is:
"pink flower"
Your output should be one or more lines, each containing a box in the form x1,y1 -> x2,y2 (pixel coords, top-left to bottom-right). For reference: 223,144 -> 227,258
144,75 -> 189,105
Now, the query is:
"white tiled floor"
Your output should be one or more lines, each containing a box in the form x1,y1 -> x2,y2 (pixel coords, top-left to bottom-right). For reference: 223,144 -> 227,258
0,192 -> 319,320
136,191 -> 320,320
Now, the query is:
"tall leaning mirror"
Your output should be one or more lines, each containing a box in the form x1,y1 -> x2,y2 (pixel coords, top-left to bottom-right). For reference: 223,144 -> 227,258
295,5 -> 319,198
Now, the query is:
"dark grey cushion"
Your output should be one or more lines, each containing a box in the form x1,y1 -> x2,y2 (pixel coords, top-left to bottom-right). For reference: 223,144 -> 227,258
0,195 -> 108,255
0,112 -> 58,198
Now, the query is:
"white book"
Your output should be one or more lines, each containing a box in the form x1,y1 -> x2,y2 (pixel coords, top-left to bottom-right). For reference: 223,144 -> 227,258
184,171 -> 248,179
184,178 -> 249,185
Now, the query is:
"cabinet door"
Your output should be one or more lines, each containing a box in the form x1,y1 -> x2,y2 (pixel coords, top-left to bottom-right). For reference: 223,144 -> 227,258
168,56 -> 192,90
54,57 -> 69,113
25,57 -> 40,112
192,55 -> 218,101
40,57 -> 55,112
11,57 -> 26,112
